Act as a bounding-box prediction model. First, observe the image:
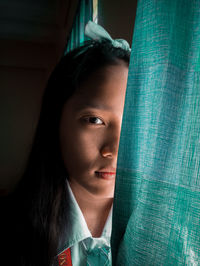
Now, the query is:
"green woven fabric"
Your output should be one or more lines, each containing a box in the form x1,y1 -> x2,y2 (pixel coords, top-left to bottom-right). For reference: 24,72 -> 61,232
111,0 -> 200,265
65,0 -> 93,53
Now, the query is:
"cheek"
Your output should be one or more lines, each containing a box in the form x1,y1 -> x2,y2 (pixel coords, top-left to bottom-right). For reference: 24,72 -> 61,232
60,127 -> 102,173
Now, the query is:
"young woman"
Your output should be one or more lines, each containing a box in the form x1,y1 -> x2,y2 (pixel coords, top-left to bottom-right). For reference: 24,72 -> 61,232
4,22 -> 130,265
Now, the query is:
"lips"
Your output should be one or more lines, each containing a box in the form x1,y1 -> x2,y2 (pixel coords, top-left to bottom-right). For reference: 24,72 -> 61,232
95,170 -> 116,180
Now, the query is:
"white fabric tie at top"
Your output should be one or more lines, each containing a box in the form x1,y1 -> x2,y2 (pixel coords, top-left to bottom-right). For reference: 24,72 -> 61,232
85,21 -> 131,52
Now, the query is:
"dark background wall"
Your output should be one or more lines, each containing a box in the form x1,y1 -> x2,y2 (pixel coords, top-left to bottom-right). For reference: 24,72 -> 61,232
0,0 -> 79,194
98,0 -> 137,45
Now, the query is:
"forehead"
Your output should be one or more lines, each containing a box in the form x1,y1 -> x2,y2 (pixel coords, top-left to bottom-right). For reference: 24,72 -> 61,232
71,64 -> 128,111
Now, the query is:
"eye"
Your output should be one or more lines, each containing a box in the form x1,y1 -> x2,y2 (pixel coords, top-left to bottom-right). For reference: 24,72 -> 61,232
84,116 -> 104,125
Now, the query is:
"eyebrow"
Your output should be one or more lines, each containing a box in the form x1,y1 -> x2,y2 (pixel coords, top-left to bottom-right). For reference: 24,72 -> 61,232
75,102 -> 113,112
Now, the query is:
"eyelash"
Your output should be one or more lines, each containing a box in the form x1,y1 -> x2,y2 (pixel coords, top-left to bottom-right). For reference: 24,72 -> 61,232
82,116 -> 105,125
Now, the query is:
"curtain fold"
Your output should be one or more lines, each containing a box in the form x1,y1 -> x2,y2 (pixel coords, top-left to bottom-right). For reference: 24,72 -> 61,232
65,0 -> 93,53
111,0 -> 200,265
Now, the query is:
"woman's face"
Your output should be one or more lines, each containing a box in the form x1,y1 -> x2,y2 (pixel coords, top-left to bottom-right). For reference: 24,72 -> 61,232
60,63 -> 128,199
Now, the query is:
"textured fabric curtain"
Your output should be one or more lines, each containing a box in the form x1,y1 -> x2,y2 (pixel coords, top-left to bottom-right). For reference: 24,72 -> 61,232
112,0 -> 200,265
65,0 -> 93,53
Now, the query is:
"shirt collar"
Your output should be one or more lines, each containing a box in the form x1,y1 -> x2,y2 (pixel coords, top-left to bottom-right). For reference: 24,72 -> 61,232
58,180 -> 113,254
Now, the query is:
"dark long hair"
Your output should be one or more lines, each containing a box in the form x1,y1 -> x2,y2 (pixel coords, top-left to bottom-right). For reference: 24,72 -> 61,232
11,39 -> 130,265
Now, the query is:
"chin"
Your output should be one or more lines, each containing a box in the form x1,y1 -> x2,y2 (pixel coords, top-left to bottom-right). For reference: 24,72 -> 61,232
93,188 -> 114,199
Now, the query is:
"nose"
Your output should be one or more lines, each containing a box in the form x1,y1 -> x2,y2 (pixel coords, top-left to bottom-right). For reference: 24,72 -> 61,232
100,126 -> 121,159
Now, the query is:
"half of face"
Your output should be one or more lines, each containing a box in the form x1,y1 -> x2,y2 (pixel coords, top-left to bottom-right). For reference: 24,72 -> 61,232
59,62 -> 128,199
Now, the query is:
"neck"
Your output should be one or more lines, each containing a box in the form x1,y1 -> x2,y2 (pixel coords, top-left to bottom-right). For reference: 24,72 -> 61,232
69,181 -> 113,237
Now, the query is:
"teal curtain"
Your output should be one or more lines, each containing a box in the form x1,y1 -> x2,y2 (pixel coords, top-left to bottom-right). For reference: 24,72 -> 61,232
65,0 -> 93,53
112,0 -> 200,265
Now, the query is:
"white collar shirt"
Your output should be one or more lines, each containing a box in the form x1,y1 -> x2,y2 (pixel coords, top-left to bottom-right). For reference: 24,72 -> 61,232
56,180 -> 113,266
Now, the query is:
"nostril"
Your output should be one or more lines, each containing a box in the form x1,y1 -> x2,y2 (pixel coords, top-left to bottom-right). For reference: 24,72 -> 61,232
100,134 -> 120,158
100,146 -> 116,158
101,152 -> 112,158
102,153 -> 112,158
